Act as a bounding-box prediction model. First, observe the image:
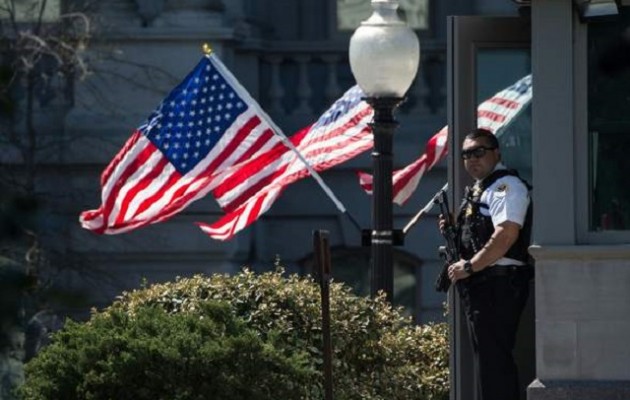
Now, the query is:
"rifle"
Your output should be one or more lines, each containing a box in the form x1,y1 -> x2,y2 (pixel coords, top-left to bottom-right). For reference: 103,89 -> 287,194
434,189 -> 459,293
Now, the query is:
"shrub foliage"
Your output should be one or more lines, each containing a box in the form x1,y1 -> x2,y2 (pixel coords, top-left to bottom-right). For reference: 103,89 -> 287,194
20,267 -> 449,400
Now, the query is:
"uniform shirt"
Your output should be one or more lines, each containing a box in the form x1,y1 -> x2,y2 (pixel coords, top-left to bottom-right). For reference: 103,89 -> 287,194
476,164 -> 530,266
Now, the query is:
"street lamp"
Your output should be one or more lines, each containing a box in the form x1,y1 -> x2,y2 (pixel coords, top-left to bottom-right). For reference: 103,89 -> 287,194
349,0 -> 419,301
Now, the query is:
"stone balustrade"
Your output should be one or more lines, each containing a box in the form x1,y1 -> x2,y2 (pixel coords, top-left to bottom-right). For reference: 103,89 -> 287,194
238,41 -> 446,122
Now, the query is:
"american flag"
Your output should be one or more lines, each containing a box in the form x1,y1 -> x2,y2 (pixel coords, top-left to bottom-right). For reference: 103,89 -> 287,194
358,74 -> 532,205
80,54 -> 286,234
197,85 -> 374,241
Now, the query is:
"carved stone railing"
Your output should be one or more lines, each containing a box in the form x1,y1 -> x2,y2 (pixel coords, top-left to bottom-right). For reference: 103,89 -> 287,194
239,41 -> 446,123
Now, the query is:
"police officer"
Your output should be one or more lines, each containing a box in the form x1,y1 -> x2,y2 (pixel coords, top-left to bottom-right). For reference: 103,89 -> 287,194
441,128 -> 533,400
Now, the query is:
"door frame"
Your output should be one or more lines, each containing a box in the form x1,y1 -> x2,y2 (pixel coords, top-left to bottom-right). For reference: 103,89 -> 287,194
446,16 -> 531,400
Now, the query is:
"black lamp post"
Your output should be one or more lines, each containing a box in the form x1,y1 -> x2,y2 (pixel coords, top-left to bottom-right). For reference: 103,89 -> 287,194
349,0 -> 419,302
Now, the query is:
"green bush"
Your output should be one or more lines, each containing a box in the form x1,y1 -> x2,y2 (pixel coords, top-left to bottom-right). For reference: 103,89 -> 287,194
20,268 -> 449,400
19,302 -> 314,400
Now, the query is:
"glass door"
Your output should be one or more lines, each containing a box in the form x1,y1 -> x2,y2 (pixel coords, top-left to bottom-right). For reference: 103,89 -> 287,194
446,16 -> 532,400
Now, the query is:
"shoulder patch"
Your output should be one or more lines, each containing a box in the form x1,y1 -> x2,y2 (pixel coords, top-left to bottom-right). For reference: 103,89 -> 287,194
496,183 -> 508,192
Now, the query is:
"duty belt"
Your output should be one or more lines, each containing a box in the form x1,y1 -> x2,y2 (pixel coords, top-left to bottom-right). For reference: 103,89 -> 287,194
462,264 -> 534,288
483,265 -> 533,277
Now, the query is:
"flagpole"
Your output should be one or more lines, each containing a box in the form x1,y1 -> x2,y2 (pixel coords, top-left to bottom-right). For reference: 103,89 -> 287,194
344,210 -> 363,232
402,183 -> 448,235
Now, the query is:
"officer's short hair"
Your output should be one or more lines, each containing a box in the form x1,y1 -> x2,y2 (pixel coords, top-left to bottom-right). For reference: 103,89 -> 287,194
465,128 -> 499,149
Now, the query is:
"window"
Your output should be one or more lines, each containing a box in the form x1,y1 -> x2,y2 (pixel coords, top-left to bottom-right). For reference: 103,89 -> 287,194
336,0 -> 429,31
476,49 -> 532,184
587,8 -> 630,231
0,0 -> 60,22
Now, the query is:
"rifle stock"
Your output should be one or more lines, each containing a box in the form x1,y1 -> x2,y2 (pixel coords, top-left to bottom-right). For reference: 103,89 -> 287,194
435,247 -> 451,292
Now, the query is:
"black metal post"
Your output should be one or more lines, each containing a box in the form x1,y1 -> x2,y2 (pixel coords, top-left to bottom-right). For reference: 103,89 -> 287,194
365,97 -> 403,303
313,230 -> 334,400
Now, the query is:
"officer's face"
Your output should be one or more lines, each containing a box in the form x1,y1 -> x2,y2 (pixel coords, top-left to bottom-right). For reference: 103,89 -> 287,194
461,138 -> 500,180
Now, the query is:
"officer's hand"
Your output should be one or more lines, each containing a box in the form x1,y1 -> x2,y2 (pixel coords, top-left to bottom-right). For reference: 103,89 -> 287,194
448,260 -> 471,283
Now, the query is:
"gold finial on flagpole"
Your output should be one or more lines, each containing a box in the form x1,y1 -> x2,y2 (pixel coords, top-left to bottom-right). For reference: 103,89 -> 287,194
202,43 -> 212,55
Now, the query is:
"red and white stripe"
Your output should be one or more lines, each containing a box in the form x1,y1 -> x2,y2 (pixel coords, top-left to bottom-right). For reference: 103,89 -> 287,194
214,103 -> 373,211
476,84 -> 532,133
358,75 -> 532,205
198,186 -> 284,241
357,126 -> 448,205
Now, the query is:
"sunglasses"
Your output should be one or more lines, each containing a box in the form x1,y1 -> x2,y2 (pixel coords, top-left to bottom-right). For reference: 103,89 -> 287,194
460,146 -> 496,160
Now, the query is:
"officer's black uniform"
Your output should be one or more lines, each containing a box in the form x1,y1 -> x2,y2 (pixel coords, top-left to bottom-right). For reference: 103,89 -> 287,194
456,168 -> 533,400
